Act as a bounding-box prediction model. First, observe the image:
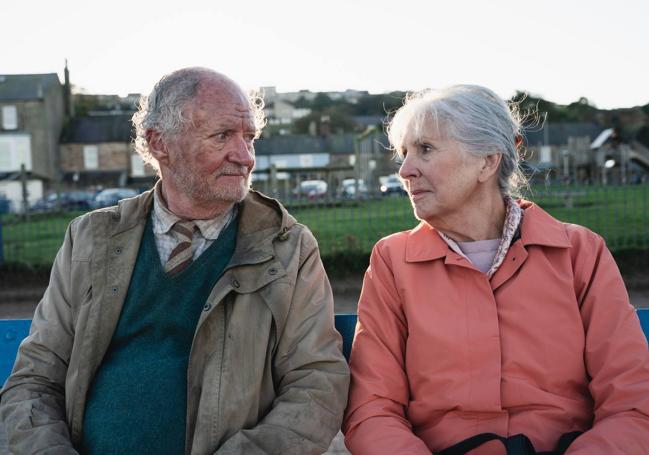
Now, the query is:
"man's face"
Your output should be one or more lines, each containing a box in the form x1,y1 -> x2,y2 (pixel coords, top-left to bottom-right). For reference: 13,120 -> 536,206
165,79 -> 257,209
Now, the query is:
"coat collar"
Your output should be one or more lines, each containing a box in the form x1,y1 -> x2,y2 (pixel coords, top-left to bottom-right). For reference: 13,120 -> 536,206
516,199 -> 571,248
228,190 -> 297,268
404,199 -> 570,263
94,187 -> 295,268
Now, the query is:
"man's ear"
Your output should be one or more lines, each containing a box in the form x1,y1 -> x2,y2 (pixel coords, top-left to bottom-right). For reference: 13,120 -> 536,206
146,130 -> 169,167
478,153 -> 502,183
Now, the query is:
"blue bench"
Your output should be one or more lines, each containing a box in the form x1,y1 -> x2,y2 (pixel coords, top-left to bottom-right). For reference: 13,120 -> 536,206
1,311 -> 648,383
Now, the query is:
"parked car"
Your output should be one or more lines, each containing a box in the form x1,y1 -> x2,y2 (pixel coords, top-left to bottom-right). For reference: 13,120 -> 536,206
293,180 -> 328,200
338,178 -> 368,199
379,175 -> 407,196
31,191 -> 96,212
91,188 -> 139,209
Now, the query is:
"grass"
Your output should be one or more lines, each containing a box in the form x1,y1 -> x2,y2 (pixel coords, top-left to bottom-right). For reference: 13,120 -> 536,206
1,184 -> 648,268
527,184 -> 649,249
291,197 -> 417,255
0,212 -> 85,266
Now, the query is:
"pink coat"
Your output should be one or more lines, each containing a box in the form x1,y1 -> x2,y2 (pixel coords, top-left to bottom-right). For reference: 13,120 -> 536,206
343,201 -> 649,454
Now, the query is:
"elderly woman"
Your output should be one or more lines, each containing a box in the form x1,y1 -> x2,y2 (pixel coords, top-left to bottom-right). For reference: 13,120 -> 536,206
342,85 -> 649,455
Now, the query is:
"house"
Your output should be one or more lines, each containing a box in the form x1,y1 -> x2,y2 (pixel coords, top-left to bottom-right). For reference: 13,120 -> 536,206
523,122 -> 649,184
265,99 -> 311,127
59,113 -> 155,189
522,123 -> 602,183
589,129 -> 649,184
0,72 -> 66,211
252,130 -> 393,198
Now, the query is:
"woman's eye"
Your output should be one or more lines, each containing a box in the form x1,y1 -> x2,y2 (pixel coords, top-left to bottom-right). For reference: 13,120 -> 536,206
421,144 -> 433,154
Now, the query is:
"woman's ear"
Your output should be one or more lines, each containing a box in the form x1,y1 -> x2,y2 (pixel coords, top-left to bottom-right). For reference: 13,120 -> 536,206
146,130 -> 169,167
478,153 -> 502,183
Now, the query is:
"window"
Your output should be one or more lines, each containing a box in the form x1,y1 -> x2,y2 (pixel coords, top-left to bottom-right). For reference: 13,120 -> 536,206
299,154 -> 314,167
83,145 -> 99,170
131,153 -> 145,177
2,105 -> 18,130
540,146 -> 552,163
0,134 -> 31,171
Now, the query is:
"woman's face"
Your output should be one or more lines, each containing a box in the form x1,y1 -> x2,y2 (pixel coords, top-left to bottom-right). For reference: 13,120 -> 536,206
397,118 -> 485,226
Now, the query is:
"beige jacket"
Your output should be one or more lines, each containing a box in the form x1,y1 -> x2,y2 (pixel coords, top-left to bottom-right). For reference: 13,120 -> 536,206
0,189 -> 349,454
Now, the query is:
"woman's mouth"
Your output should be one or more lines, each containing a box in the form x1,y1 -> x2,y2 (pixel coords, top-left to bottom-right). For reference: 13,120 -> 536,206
409,189 -> 429,200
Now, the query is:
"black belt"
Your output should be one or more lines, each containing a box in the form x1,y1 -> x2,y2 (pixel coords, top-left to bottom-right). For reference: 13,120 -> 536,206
437,431 -> 582,455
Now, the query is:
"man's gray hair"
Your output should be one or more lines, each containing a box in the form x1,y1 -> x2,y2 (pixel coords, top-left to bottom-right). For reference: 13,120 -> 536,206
387,84 -> 526,197
132,67 -> 265,173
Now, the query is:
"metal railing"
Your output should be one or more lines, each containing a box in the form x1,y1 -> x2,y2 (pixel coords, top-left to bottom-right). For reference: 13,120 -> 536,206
1,183 -> 648,267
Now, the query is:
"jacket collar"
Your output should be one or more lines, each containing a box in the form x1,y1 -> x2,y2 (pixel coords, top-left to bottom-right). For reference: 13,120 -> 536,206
98,187 -> 295,267
405,222 -> 448,262
228,190 -> 296,268
517,199 -> 571,248
404,199 -> 570,263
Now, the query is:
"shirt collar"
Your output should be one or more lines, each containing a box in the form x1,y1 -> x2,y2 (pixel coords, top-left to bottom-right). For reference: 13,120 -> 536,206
405,196 -> 523,265
152,182 -> 235,240
435,197 -> 522,276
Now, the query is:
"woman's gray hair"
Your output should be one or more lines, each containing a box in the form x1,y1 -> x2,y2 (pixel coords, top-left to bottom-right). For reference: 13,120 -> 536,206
387,84 -> 526,197
132,67 -> 265,174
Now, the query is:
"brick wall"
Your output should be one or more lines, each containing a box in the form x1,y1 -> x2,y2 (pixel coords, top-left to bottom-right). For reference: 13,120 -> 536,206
60,142 -> 133,171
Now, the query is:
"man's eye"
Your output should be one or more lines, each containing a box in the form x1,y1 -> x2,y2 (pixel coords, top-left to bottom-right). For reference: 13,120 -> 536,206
214,132 -> 228,140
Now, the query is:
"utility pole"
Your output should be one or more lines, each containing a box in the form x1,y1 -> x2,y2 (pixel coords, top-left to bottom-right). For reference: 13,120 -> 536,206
20,163 -> 29,218
269,163 -> 278,198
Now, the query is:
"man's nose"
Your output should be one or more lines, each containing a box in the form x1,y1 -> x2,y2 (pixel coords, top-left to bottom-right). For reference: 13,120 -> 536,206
229,135 -> 255,167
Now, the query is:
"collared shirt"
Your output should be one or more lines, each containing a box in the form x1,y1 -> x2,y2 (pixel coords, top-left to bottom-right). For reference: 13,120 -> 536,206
152,183 -> 235,266
438,197 -> 523,278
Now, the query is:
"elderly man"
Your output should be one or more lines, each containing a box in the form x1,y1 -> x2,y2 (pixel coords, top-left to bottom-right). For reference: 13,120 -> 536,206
0,67 -> 349,454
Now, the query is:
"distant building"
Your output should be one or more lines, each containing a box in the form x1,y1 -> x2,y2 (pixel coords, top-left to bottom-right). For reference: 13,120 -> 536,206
0,72 -> 67,211
252,131 -> 394,198
522,123 -> 601,182
589,129 -> 649,184
523,123 -> 649,184
261,87 -> 371,133
60,113 -> 155,189
265,99 -> 311,126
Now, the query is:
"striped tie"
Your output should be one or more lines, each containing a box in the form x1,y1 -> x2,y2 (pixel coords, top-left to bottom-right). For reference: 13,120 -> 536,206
165,221 -> 196,276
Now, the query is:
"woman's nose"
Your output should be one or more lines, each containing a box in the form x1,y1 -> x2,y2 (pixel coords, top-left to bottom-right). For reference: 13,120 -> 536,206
398,153 -> 418,180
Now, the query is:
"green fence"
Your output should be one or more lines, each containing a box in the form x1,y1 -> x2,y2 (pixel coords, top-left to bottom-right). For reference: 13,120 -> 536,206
1,184 -> 648,267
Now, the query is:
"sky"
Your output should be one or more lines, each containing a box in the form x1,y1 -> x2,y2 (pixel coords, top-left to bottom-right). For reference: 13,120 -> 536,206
3,0 -> 648,109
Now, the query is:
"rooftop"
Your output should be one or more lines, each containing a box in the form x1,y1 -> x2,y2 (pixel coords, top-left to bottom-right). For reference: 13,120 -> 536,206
0,73 -> 61,101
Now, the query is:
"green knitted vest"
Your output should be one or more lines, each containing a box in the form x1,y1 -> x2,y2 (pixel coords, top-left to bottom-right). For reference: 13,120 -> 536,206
80,213 -> 237,454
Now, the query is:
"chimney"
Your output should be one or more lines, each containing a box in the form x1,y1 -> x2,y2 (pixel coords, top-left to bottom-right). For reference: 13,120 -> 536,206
64,59 -> 73,118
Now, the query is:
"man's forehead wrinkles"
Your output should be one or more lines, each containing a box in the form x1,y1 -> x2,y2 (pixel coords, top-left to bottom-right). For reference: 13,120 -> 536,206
195,115 -> 255,131
193,109 -> 252,122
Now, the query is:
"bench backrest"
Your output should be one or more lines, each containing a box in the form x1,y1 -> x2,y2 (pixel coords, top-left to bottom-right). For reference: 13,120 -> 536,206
1,310 -> 647,383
